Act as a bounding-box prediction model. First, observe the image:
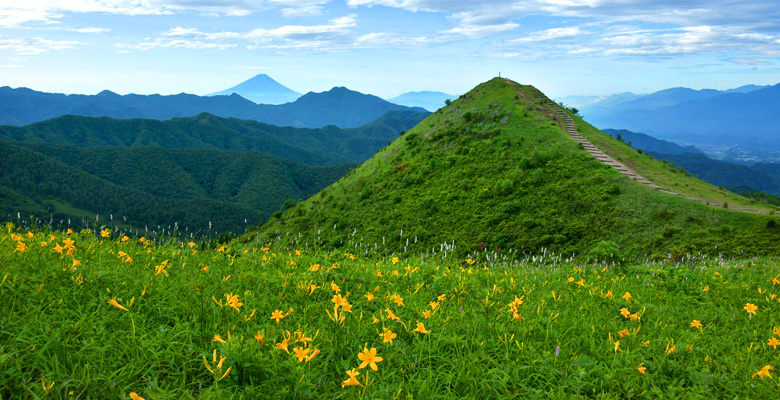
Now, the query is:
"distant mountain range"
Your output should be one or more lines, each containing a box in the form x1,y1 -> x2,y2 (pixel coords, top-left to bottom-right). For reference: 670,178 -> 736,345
566,84 -> 779,160
387,91 -> 456,112
608,84 -> 777,142
0,84 -> 427,129
559,84 -> 770,110
207,74 -> 301,104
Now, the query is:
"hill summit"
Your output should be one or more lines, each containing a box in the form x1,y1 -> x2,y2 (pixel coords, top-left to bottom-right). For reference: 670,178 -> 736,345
254,78 -> 779,259
207,74 -> 301,104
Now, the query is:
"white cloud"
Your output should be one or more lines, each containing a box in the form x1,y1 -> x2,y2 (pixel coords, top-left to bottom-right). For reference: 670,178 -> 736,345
0,1 -> 172,28
591,25 -> 771,56
269,0 -> 330,17
269,0 -> 329,5
354,32 -> 432,47
516,24 -> 780,60
347,0 -> 779,27
163,27 -> 203,37
480,17 -> 780,67
115,38 -> 237,50
117,14 -> 359,52
441,22 -> 519,37
280,6 -> 324,18
346,0 -> 780,54
0,35 -> 83,55
75,27 -> 111,33
161,26 -> 241,40
0,1 -> 340,28
246,14 -> 356,40
0,0 -> 273,28
7,0 -> 773,66
508,26 -> 586,43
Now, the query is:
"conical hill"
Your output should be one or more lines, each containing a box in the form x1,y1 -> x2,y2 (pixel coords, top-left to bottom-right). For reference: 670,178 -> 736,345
253,78 -> 779,259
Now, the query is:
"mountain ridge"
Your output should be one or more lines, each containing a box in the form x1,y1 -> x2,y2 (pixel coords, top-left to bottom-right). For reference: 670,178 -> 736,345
562,83 -> 770,110
0,85 -> 428,129
589,84 -> 779,142
0,110 -> 427,165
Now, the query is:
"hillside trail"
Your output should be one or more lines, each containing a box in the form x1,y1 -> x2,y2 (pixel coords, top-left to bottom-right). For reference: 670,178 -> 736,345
503,79 -> 769,215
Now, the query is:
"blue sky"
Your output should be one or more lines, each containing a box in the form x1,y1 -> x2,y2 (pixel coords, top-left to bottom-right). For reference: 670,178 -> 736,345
0,0 -> 778,99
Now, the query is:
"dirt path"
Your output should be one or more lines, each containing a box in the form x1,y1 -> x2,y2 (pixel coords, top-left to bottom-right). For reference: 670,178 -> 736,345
504,79 -> 771,215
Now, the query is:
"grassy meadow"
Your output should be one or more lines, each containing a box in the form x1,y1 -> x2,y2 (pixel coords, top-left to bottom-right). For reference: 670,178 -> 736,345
2,222 -> 779,399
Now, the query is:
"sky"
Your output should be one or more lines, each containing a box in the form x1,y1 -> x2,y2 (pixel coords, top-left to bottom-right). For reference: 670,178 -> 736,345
0,0 -> 778,99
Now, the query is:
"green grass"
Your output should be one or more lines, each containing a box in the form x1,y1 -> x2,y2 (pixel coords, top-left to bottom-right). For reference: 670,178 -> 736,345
2,223 -> 780,399
47,199 -> 98,220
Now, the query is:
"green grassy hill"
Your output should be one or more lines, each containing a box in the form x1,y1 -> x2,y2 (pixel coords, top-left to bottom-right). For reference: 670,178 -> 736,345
0,142 -> 352,235
254,78 -> 780,259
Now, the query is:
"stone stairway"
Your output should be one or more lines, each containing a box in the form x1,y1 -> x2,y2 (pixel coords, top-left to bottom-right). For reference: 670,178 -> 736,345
502,79 -> 772,215
529,86 -> 670,191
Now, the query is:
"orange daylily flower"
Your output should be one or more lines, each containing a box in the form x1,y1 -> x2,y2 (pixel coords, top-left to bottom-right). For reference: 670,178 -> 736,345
293,346 -> 310,362
108,298 -> 128,311
225,293 -> 243,312
341,368 -> 362,387
276,338 -> 290,353
358,347 -> 383,371
381,329 -> 397,345
271,310 -> 285,323
414,322 -> 428,334
752,365 -> 773,379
